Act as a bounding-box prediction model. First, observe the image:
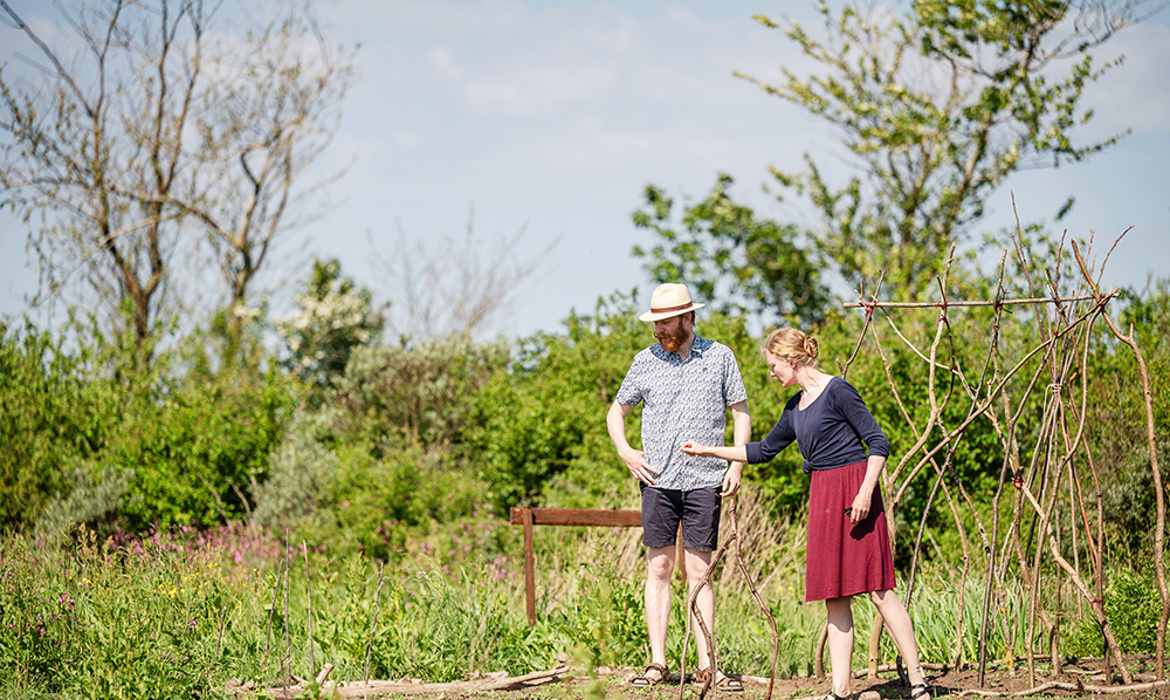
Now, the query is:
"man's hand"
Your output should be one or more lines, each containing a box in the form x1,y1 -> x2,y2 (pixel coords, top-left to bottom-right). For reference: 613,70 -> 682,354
721,463 -> 743,497
619,445 -> 659,485
607,400 -> 658,484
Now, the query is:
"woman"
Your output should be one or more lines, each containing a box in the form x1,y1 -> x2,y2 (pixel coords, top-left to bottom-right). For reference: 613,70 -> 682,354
681,328 -> 931,700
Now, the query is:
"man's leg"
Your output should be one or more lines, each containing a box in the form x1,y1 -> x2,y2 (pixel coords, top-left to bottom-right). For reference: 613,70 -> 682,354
679,486 -> 723,676
645,546 -> 676,674
639,485 -> 683,681
684,548 -> 715,669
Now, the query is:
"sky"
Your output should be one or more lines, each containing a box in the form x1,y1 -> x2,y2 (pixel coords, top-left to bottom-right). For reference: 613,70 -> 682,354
2,0 -> 1168,339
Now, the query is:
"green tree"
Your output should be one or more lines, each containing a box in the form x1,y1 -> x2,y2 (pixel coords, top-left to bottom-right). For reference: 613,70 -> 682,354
740,0 -> 1149,300
277,258 -> 384,398
632,173 -> 831,327
469,294 -> 646,511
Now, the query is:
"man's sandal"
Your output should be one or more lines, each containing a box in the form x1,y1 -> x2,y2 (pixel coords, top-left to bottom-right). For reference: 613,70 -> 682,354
630,663 -> 670,686
692,668 -> 744,692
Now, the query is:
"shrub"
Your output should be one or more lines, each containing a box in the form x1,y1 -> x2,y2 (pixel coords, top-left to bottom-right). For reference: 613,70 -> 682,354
1064,567 -> 1161,656
333,334 -> 509,448
469,294 -> 649,511
0,320 -> 122,530
106,368 -> 296,531
323,445 -> 505,564
252,406 -> 343,532
276,257 -> 384,402
34,461 -> 135,538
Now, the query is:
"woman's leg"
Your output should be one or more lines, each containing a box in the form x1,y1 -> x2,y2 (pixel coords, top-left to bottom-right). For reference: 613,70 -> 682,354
825,596 -> 855,697
869,589 -> 927,687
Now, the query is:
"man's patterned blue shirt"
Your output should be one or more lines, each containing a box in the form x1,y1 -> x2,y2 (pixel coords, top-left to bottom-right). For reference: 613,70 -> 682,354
615,336 -> 748,491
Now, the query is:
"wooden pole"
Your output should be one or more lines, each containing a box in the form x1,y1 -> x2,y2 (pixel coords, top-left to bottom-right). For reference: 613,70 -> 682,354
842,292 -> 1116,309
521,507 -> 536,624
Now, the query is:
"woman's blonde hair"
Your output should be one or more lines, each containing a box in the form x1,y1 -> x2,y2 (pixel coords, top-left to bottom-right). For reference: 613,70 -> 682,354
761,327 -> 819,366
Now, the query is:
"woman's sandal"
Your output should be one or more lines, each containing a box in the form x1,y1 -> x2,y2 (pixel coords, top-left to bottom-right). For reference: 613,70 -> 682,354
630,663 -> 670,686
692,668 -> 744,692
909,681 -> 934,700
823,690 -> 850,700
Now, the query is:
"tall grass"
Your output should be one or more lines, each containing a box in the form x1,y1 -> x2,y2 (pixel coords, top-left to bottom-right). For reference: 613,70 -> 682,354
1,492 -> 1150,699
0,523 -> 274,700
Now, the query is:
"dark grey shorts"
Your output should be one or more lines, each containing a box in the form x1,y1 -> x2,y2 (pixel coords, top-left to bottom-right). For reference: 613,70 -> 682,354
640,484 -> 722,552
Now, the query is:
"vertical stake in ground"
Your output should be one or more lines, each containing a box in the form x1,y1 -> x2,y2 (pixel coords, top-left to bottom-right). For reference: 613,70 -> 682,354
522,507 -> 536,624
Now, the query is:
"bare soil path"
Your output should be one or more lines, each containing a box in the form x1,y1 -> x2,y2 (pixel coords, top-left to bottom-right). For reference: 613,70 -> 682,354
253,657 -> 1170,700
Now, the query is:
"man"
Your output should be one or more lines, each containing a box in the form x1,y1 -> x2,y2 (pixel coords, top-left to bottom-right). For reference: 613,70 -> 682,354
606,282 -> 751,690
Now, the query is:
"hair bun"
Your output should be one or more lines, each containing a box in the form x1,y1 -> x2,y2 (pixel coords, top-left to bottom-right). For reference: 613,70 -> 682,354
761,327 -> 820,366
804,337 -> 819,359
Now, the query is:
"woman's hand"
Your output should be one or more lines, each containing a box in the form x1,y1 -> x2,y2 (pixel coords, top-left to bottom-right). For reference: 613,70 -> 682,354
679,441 -> 710,457
849,487 -> 873,526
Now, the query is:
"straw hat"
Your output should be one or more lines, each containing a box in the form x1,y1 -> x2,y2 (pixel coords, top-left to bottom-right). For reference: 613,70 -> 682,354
638,283 -> 705,322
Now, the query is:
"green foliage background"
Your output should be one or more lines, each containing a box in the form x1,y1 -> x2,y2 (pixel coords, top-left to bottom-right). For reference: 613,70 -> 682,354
2,1 -> 1168,697
2,260 -> 1168,700
3,270 -> 1167,560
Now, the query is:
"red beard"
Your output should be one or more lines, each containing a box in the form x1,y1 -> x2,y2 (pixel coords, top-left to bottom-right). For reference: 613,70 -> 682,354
656,328 -> 686,353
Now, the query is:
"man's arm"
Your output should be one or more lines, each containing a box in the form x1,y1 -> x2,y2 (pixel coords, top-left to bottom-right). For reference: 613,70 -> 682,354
722,400 -> 751,496
606,400 -> 659,485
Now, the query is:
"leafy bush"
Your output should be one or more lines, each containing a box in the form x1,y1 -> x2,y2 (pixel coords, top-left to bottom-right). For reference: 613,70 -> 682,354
469,293 -> 650,511
0,320 -> 122,530
3,313 -> 300,535
322,445 -> 508,564
333,334 -> 509,448
105,368 -> 296,531
35,461 -> 135,537
252,406 -> 343,532
1064,567 -> 1162,656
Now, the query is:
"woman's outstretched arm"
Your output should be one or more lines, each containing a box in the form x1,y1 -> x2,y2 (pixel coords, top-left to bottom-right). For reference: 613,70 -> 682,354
680,441 -> 748,463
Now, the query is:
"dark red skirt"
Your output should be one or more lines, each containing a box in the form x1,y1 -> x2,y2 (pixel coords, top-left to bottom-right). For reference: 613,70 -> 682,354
805,461 -> 896,602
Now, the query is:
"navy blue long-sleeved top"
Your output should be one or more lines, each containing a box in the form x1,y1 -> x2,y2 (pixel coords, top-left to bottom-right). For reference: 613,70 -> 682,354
744,376 -> 890,474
